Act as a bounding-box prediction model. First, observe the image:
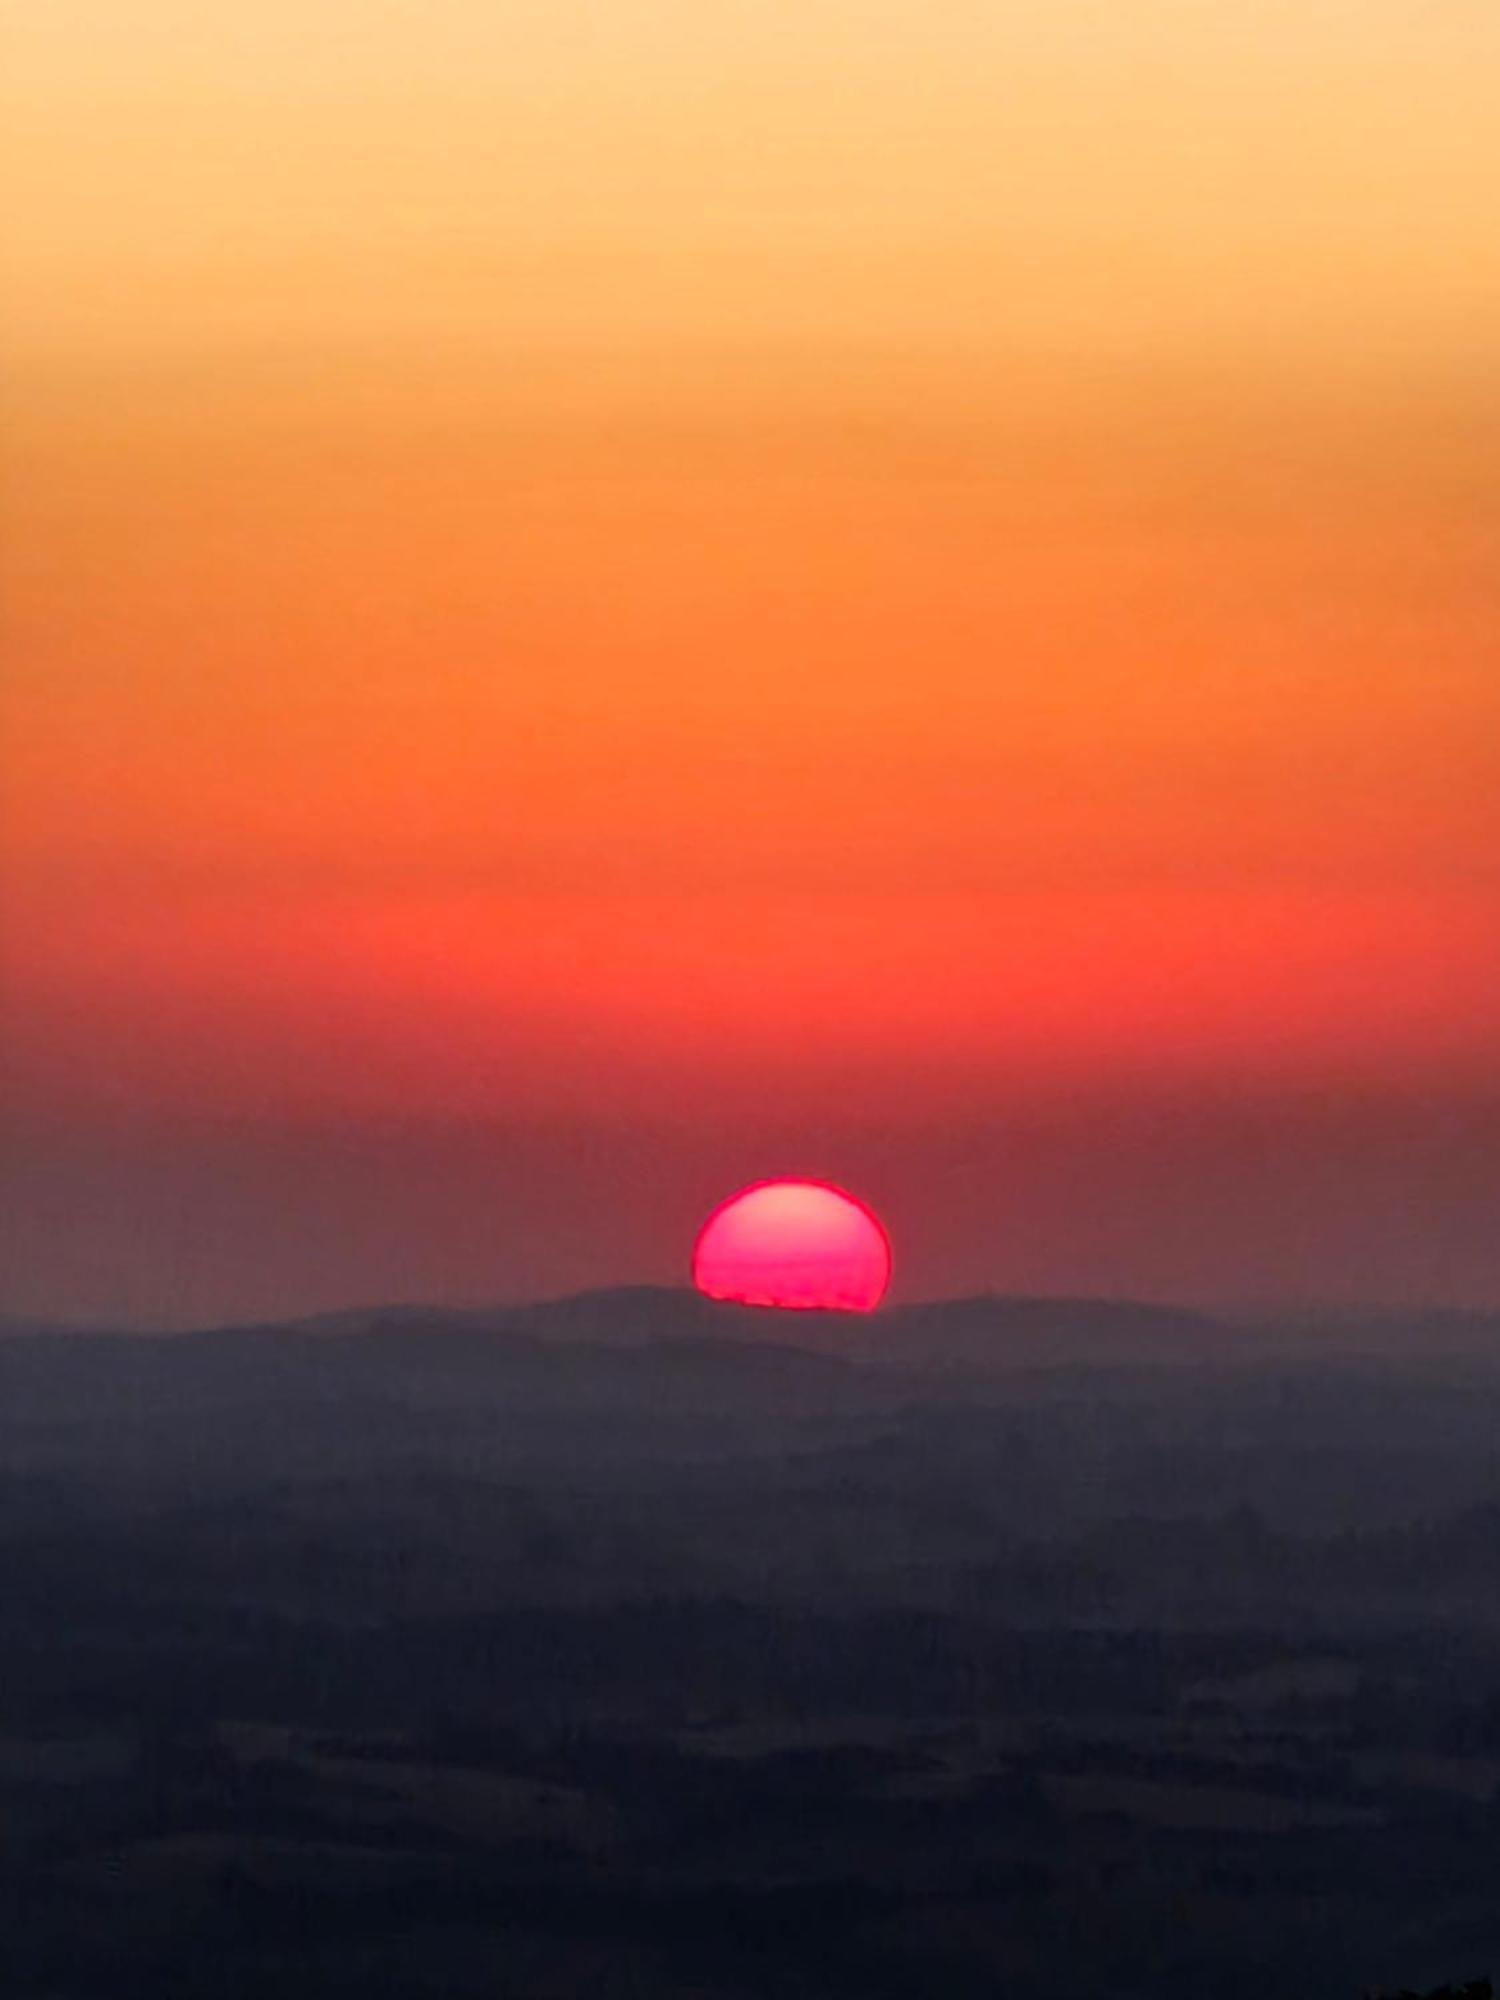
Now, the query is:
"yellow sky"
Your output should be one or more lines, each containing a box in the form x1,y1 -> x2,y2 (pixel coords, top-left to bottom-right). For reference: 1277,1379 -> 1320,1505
4,1 -> 1497,363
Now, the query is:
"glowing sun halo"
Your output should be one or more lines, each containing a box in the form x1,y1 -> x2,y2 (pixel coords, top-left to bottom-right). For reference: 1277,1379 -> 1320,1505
692,1180 -> 892,1313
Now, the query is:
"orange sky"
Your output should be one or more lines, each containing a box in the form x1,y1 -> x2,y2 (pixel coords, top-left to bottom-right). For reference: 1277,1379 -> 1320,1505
2,2 -> 1497,1322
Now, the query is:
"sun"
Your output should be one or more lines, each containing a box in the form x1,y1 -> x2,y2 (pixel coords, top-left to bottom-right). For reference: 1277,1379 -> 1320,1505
691,1179 -> 892,1313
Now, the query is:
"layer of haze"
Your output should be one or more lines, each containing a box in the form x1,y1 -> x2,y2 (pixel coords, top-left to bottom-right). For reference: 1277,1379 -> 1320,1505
3,1 -> 1497,1324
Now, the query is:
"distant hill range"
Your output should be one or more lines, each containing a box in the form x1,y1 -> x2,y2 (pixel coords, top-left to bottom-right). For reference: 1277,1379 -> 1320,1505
6,1283 -> 1500,1591
4,1286 -> 1499,1375
291,1286 -> 1231,1370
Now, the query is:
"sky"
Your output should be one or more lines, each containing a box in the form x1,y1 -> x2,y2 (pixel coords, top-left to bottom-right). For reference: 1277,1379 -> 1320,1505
2,1 -> 1497,1325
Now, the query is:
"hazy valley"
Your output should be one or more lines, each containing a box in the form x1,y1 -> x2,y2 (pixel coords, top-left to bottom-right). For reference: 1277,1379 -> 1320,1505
5,1291 -> 1500,1996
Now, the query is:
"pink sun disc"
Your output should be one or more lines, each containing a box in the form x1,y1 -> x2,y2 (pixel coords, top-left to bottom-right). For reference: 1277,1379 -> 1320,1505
691,1179 -> 892,1313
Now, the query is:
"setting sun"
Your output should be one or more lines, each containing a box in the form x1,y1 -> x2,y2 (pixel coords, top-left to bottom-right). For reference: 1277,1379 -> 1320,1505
692,1180 -> 892,1313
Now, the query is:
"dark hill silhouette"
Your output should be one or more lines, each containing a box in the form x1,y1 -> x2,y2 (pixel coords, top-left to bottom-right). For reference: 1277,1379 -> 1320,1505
8,1288 -> 1500,1395
282,1285 -> 1239,1371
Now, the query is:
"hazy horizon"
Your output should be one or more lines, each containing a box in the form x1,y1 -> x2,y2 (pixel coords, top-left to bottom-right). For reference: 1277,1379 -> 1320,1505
6,1077 -> 1500,1326
11,1274 -> 1500,1345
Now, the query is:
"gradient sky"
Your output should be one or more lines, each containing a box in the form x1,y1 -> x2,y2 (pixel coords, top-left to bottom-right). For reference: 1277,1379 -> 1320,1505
3,1 -> 1498,1325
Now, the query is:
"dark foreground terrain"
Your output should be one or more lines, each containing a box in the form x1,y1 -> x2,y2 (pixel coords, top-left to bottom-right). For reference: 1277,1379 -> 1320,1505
5,1289 -> 1500,1997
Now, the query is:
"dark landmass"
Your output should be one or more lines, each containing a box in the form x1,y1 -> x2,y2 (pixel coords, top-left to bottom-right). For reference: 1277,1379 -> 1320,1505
5,1288 -> 1500,1997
